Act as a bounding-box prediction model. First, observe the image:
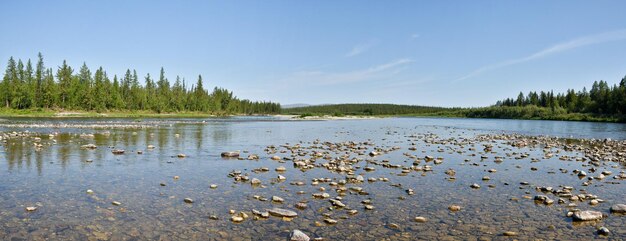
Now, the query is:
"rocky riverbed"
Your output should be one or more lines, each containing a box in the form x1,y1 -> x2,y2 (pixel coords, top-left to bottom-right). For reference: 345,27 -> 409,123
0,118 -> 624,240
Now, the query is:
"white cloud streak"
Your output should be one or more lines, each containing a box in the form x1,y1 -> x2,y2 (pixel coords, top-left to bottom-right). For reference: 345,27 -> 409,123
286,58 -> 413,86
345,40 -> 378,57
455,29 -> 626,81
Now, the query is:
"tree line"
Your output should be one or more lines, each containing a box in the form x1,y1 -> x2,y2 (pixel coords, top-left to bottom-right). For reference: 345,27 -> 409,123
496,77 -> 626,116
0,53 -> 280,114
283,103 -> 459,116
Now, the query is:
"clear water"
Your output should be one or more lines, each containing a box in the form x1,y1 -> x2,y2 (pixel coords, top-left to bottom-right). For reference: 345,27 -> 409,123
0,117 -> 624,240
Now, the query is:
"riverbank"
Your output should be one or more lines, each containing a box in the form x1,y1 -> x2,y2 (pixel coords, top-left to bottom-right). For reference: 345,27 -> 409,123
0,108 -> 274,118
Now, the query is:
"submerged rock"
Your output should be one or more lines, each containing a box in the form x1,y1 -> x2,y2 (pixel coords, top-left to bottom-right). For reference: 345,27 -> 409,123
267,208 -> 298,217
610,204 -> 626,213
221,151 -> 240,158
448,205 -> 461,212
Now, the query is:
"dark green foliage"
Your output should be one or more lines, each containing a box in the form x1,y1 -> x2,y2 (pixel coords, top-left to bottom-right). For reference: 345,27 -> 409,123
284,103 -> 459,116
0,54 -> 280,114
495,78 -> 626,117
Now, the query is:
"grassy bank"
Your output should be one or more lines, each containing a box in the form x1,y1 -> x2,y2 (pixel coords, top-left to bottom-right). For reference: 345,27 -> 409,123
0,108 -> 241,118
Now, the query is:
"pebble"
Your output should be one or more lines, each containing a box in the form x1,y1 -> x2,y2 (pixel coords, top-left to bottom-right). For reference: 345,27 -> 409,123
324,218 -> 338,224
184,198 -> 194,203
448,205 -> 461,212
25,206 -> 37,212
503,231 -> 518,236
414,216 -> 427,222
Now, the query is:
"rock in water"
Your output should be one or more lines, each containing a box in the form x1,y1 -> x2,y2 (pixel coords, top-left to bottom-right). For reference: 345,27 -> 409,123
111,149 -> 125,155
221,151 -> 240,158
267,208 -> 298,217
184,198 -> 194,203
610,204 -> 626,213
572,210 -> 603,221
290,229 -> 310,241
598,227 -> 610,236
448,205 -> 461,212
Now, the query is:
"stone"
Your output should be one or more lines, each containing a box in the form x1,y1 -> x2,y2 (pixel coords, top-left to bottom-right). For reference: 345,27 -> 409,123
290,229 -> 310,241
184,198 -> 194,203
275,166 -> 287,172
210,184 -> 218,189
251,178 -> 261,185
414,216 -> 427,222
221,151 -> 240,158
81,144 -> 97,149
448,205 -> 461,212
86,189 -> 94,194
267,208 -> 298,217
295,202 -> 308,209
231,216 -> 244,222
272,196 -> 284,202
610,204 -> 626,213
470,183 -> 480,189
330,199 -> 346,208
502,231 -> 518,236
324,218 -> 337,224
572,210 -> 603,221
598,227 -> 610,236
111,149 -> 125,155
177,153 -> 186,158
112,201 -> 122,206
25,206 -> 37,212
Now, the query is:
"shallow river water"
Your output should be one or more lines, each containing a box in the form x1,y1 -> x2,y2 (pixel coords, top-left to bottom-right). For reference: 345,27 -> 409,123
0,117 -> 625,240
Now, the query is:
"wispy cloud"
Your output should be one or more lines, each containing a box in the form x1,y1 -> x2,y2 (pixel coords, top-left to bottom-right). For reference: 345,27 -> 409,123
345,40 -> 378,57
455,29 -> 626,81
286,58 -> 413,85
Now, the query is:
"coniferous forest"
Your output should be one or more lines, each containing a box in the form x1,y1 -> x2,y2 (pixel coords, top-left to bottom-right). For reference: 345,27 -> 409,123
495,78 -> 626,115
0,53 -> 280,115
463,77 -> 626,122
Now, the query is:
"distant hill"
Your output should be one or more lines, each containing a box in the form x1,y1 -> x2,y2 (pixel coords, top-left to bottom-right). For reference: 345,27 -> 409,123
282,103 -> 311,109
282,103 -> 461,116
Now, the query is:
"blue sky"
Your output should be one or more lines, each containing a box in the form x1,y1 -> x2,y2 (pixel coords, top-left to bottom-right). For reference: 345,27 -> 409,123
1,1 -> 626,107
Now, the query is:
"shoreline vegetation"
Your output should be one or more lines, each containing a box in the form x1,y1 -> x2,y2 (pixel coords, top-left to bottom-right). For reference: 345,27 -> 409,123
1,53 -> 624,123
1,53 -> 280,116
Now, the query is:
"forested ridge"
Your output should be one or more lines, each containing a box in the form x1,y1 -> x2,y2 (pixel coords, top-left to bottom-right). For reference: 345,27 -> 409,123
0,53 -> 280,114
283,78 -> 626,123
283,103 -> 460,116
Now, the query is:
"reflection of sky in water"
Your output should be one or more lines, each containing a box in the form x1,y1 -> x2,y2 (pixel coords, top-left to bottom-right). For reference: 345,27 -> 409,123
0,117 -> 624,240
